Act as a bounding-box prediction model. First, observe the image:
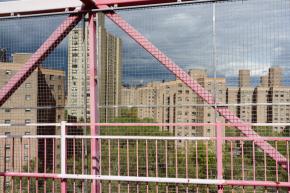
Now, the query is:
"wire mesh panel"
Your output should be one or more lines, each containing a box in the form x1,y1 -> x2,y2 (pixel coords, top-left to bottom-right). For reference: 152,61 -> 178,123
0,12 -> 86,193
100,0 -> 290,192
0,0 -> 290,193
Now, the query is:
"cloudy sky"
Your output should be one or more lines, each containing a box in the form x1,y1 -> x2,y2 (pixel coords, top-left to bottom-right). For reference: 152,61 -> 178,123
0,0 -> 290,86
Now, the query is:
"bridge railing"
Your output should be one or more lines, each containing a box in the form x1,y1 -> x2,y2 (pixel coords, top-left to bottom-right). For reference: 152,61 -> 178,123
0,122 -> 289,192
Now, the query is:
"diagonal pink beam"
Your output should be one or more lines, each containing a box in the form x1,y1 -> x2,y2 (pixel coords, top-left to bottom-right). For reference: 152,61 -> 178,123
0,13 -> 82,107
101,8 -> 288,169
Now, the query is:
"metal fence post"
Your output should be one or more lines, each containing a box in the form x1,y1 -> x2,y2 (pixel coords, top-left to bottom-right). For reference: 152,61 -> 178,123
88,12 -> 100,193
216,123 -> 224,193
61,121 -> 67,193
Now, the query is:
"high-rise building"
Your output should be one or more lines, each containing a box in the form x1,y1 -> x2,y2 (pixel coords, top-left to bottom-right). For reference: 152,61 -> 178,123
67,27 -> 88,121
257,67 -> 290,131
0,53 -> 65,188
260,75 -> 268,87
67,13 -> 122,122
239,69 -> 250,87
98,25 -> 122,122
253,86 -> 269,123
238,87 -> 254,122
227,87 -> 239,116
268,67 -> 282,87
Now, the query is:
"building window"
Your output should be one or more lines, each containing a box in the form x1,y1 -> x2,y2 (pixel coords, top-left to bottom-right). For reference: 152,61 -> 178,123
5,144 -> 10,149
24,144 -> 29,149
24,156 -> 28,161
4,120 -> 10,124
25,119 -> 31,124
24,132 -> 30,135
5,70 -> 11,75
50,85 -> 54,90
25,83 -> 31,88
25,95 -> 31,100
49,75 -> 54,80
58,85 -> 62,90
4,132 -> 10,136
25,109 -> 31,112
5,181 -> 10,186
4,109 -> 10,113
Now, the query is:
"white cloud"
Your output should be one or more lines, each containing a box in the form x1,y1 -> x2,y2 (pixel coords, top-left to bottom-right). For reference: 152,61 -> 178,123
219,62 -> 271,77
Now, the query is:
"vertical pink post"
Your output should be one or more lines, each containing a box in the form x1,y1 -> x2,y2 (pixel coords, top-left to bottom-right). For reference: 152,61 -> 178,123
89,12 -> 100,193
216,123 -> 224,193
61,121 -> 67,193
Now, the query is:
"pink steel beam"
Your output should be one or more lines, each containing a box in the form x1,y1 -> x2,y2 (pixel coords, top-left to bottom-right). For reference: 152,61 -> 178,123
100,8 -> 288,169
0,13 -> 82,107
96,0 -> 195,6
88,13 -> 101,193
79,0 -> 97,8
84,0 -> 212,8
216,123 -> 224,193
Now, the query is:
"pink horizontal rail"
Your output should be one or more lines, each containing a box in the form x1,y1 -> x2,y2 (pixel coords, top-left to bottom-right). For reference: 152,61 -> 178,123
224,180 -> 290,188
101,8 -> 288,169
1,172 -> 290,188
1,135 -> 290,142
0,12 -> 82,107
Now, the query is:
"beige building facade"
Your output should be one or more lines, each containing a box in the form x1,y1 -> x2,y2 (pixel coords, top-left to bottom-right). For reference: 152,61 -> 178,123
122,69 -> 226,138
0,53 -> 65,188
122,67 -> 290,137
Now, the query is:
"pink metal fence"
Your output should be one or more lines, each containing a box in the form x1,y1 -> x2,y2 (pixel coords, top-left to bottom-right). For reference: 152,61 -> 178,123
0,122 -> 289,192
0,0 -> 290,192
